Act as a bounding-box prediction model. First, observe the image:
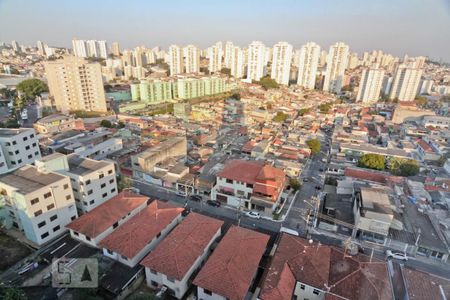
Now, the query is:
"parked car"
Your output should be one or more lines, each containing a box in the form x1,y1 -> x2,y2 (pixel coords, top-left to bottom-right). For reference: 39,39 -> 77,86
303,178 -> 309,182
245,211 -> 261,219
189,195 -> 202,202
386,250 -> 408,261
206,200 -> 221,207
156,286 -> 168,298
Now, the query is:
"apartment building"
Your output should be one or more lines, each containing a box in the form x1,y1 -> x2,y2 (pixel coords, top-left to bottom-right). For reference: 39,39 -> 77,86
357,65 -> 385,102
297,42 -> 321,89
230,46 -> 244,78
72,39 -> 108,59
389,64 -> 423,101
208,44 -> 222,73
247,41 -> 266,81
142,213 -> 223,299
184,45 -> 200,73
0,165 -> 77,246
323,42 -> 349,93
35,153 -> 117,214
0,128 -> 41,175
44,56 -> 107,113
211,160 -> 287,216
169,45 -> 184,75
33,114 -> 84,135
271,41 -> 293,85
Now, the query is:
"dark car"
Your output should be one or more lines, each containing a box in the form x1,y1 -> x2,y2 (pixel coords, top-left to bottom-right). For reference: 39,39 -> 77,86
207,200 -> 221,207
189,195 -> 202,202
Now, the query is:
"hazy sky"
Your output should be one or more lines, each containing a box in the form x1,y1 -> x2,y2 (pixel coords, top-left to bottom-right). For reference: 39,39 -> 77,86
1,0 -> 450,61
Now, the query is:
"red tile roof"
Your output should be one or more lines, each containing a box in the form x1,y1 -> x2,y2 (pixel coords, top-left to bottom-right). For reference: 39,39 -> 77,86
193,226 -> 269,300
66,191 -> 148,238
260,234 -> 392,300
140,213 -> 223,280
403,267 -> 450,299
99,200 -> 183,259
345,167 -> 404,184
416,138 -> 434,153
217,160 -> 265,184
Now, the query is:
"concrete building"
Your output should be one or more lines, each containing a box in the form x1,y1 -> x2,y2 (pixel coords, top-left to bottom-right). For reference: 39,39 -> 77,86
323,42 -> 349,93
35,153 -> 118,214
37,40 -> 45,56
169,45 -> 184,76
271,42 -> 293,85
223,41 -> 234,68
184,45 -> 200,73
0,128 -> 41,175
193,226 -> 269,300
230,46 -> 244,78
101,200 -> 183,267
389,65 -> 423,101
111,42 -> 120,56
98,40 -> 108,59
208,44 -> 222,73
44,56 -> 107,113
247,41 -> 266,81
86,40 -> 99,58
11,40 -> 20,52
419,79 -> 434,95
356,65 -> 385,102
297,42 -> 321,89
72,39 -> 88,58
33,114 -> 84,135
142,213 -> 223,299
0,165 -> 77,246
66,191 -> 149,247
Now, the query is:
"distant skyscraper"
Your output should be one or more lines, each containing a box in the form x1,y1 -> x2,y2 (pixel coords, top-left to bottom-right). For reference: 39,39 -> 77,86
356,64 -> 385,102
230,46 -> 244,78
11,40 -> 20,52
247,41 -> 266,81
169,45 -> 183,75
389,64 -> 423,101
111,42 -> 121,56
72,39 -> 88,57
184,45 -> 200,73
98,40 -> 108,59
133,46 -> 146,67
297,42 -> 321,89
271,42 -> 293,85
44,56 -> 107,113
86,40 -> 99,57
224,41 -> 234,68
208,44 -> 222,73
37,40 -> 45,56
323,42 -> 349,93
319,50 -> 327,67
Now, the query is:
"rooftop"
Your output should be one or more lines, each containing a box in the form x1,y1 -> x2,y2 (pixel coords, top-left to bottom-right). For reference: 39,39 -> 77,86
99,200 -> 183,259
67,153 -> 111,176
66,191 -> 149,238
140,213 -> 223,280
0,128 -> 33,138
193,226 -> 269,300
0,165 -> 66,194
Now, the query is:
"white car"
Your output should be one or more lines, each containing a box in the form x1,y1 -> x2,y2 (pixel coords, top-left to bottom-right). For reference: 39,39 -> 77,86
386,250 -> 408,261
245,211 -> 261,219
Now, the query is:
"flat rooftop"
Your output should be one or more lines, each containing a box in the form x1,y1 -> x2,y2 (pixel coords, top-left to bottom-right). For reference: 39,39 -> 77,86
0,165 -> 66,194
0,128 -> 32,138
67,154 -> 111,176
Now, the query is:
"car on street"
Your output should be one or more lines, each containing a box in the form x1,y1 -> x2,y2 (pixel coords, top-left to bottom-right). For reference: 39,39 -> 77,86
206,200 -> 221,207
303,178 -> 309,182
189,195 -> 202,202
245,211 -> 261,219
386,250 -> 408,261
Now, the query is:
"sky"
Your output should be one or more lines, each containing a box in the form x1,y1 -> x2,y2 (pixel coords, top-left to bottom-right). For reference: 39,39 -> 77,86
1,0 -> 450,61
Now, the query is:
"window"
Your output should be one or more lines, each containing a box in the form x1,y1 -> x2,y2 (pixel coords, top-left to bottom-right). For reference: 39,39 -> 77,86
28,154 -> 32,159
63,184 -> 69,190
44,192 -> 52,199
204,289 -> 213,296
17,159 -> 22,164
72,188 -> 78,193
34,151 -> 39,155
108,169 -> 113,174
71,215 -> 76,221
12,141 -> 17,145
109,179 -> 114,184
246,183 -> 253,188
53,225 -> 60,232
11,161 -> 16,165
6,142 -> 10,146
30,134 -> 34,138
113,222 -> 119,229
89,200 -> 94,204
32,142 -> 37,147
50,214 -> 58,221
30,198 -> 39,205
111,188 -> 116,193
86,236 -> 91,241
86,179 -> 91,185
47,203 -> 55,210
38,221 -> 46,228
150,269 -> 157,275
23,136 -> 28,141
25,145 -> 30,150
313,289 -> 320,295
8,151 -> 13,155
41,232 -> 49,239
15,150 -> 19,154
73,231 -> 79,236
34,210 -> 42,217
156,232 -> 161,238
300,284 -> 305,290
166,276 -> 175,283
101,183 -> 106,188
151,280 -> 158,287
99,174 -> 104,179
87,190 -> 93,195
226,178 -> 233,184
83,201 -> 88,206
102,193 -> 107,198
66,195 -> 71,200
121,255 -> 127,260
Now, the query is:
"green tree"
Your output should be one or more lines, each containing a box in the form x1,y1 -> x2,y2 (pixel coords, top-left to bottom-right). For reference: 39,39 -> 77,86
390,158 -> 419,176
0,287 -> 28,300
306,139 -> 321,155
220,68 -> 231,76
117,121 -> 126,128
100,119 -> 113,128
117,175 -> 132,191
16,79 -> 48,100
319,103 -> 332,114
289,178 -> 301,192
273,112 -> 287,123
257,76 -> 279,90
358,154 -> 385,171
231,93 -> 241,100
415,96 -> 428,107
298,108 -> 311,116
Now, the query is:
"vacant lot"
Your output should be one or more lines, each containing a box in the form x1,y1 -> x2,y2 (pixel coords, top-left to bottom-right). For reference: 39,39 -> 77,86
0,231 -> 32,271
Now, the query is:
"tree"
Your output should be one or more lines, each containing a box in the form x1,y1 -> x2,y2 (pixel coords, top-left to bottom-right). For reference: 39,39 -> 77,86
100,119 -> 113,128
0,287 -> 28,300
390,158 -> 419,176
306,139 -> 321,155
415,96 -> 428,107
298,108 -> 311,116
258,76 -> 279,90
231,93 -> 241,100
319,103 -> 332,114
16,79 -> 48,100
220,68 -> 231,76
117,121 -> 125,128
358,154 -> 385,171
273,112 -> 287,123
289,178 -> 301,192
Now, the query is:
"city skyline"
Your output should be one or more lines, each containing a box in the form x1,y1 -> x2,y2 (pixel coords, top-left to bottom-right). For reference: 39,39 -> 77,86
1,0 -> 450,61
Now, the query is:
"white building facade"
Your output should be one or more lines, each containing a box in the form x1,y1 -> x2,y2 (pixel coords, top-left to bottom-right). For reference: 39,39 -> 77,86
271,41 -> 293,85
357,65 -> 385,102
323,42 -> 349,93
297,42 -> 321,89
247,41 -> 266,81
